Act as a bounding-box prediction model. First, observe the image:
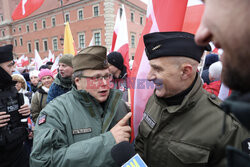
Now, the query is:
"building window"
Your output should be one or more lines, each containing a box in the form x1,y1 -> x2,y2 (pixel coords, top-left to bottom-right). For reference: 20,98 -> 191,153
35,41 -> 39,52
34,22 -> 37,31
131,34 -> 135,48
43,40 -> 48,51
27,42 -> 32,53
42,19 -> 46,29
20,37 -> 23,46
14,39 -> 17,46
13,28 -> 16,33
52,38 -> 58,51
51,17 -> 56,27
78,33 -> 85,49
65,13 -> 70,22
78,9 -> 83,20
94,32 -> 101,45
119,8 -> 123,18
19,26 -> 22,32
140,16 -> 143,25
1,30 -> 5,37
26,25 -> 30,32
131,12 -> 134,22
93,5 -> 99,17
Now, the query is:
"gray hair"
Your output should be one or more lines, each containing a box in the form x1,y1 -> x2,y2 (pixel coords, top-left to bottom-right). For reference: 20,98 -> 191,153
209,61 -> 222,81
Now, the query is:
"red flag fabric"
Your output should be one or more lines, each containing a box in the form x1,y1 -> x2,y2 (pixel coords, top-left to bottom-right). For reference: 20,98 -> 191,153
130,0 -> 188,140
113,5 -> 131,76
12,0 -> 45,21
110,9 -> 121,52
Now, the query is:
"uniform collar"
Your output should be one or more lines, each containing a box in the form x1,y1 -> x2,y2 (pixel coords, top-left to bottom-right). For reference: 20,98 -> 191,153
155,75 -> 203,114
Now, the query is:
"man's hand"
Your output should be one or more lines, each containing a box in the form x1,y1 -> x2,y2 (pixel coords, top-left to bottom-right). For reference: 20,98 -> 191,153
18,104 -> 30,117
110,112 -> 132,144
0,112 -> 10,128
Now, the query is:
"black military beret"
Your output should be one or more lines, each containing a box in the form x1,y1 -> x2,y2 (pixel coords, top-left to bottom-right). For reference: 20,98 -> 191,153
144,31 -> 211,62
0,44 -> 13,64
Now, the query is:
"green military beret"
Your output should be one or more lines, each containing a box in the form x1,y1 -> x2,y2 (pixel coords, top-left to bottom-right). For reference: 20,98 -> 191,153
72,46 -> 108,72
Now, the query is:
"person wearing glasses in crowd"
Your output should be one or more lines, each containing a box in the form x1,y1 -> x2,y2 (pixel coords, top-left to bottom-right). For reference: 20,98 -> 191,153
30,46 -> 131,167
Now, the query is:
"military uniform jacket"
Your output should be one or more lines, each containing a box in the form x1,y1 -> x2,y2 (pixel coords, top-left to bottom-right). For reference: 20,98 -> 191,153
135,77 -> 249,167
30,87 -> 128,167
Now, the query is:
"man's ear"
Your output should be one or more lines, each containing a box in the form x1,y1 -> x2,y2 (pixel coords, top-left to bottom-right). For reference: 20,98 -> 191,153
180,63 -> 193,80
74,77 -> 80,87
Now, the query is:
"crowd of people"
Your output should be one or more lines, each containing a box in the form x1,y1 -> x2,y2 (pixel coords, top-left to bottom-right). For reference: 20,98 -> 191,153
1,0 -> 250,166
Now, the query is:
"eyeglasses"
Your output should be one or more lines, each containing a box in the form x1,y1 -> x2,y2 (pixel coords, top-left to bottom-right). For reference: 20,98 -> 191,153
79,73 -> 113,82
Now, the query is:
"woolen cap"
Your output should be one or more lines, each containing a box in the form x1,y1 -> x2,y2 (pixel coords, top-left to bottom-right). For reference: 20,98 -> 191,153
107,51 -> 124,71
59,54 -> 73,67
38,69 -> 53,80
0,44 -> 13,63
144,31 -> 211,62
72,46 -> 108,72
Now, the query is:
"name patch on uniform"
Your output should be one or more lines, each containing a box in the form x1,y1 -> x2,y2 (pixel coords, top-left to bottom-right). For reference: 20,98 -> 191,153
72,128 -> 92,135
242,138 -> 250,154
38,115 -> 46,125
143,113 -> 156,129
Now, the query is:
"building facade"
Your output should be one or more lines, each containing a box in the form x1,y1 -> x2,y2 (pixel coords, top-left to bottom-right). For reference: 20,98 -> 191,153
0,0 -> 146,61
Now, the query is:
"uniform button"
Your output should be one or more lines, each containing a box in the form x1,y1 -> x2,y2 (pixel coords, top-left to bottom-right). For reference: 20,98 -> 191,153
210,94 -> 216,99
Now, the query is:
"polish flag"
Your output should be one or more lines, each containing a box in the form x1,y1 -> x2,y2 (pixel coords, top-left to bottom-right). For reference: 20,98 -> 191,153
34,49 -> 42,70
42,57 -> 49,64
113,4 -> 131,76
110,9 -> 121,52
130,0 -> 188,139
182,0 -> 219,53
48,50 -> 55,62
12,0 -> 45,21
16,55 -> 29,67
51,54 -> 61,76
64,22 -> 77,56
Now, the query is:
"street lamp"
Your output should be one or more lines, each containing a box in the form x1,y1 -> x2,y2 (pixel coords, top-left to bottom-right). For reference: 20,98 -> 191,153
60,37 -> 64,46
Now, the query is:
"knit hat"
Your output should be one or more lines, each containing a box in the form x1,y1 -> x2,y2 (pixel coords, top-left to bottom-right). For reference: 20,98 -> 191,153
29,70 -> 40,79
73,46 -> 108,72
38,69 -> 53,80
0,44 -> 13,63
107,52 -> 124,71
59,54 -> 74,67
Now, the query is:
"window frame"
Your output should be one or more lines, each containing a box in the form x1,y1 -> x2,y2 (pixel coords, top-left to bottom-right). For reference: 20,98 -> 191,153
93,5 -> 99,17
78,32 -> 85,49
52,37 -> 58,51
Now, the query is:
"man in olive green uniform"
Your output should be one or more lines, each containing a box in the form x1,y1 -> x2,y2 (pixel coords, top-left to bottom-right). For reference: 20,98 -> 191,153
134,32 -> 250,167
30,46 -> 131,167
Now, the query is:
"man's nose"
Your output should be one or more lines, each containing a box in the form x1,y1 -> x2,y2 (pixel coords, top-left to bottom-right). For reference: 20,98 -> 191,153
147,70 -> 156,81
195,22 -> 212,46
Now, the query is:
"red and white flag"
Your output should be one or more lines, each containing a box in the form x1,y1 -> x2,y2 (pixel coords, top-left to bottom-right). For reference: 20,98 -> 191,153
110,9 -> 121,52
48,50 -> 55,63
113,4 -> 131,76
34,49 -> 42,70
130,0 -> 188,139
12,0 -> 45,21
51,54 -> 61,76
16,55 -> 29,67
